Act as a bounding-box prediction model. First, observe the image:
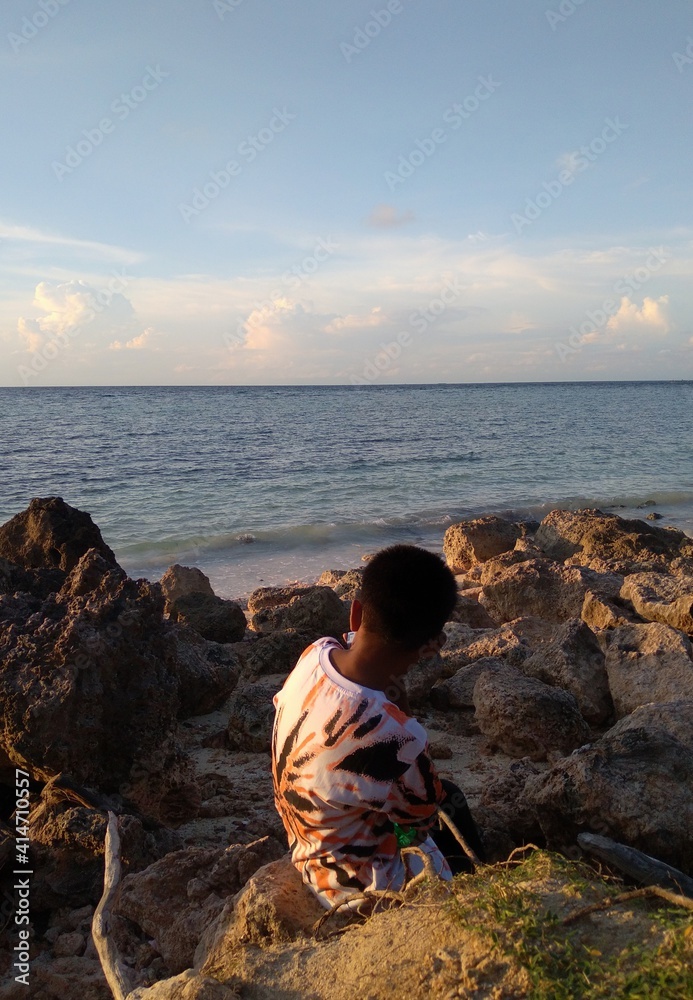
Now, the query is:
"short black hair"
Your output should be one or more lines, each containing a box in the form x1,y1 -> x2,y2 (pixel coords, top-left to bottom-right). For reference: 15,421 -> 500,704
360,544 -> 457,650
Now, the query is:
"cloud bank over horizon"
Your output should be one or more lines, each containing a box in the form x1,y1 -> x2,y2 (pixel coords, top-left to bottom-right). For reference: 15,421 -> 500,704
1,0 -> 692,386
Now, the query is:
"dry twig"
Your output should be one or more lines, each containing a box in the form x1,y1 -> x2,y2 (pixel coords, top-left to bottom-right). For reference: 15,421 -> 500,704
312,888 -> 406,938
436,806 -> 482,869
562,885 -> 693,926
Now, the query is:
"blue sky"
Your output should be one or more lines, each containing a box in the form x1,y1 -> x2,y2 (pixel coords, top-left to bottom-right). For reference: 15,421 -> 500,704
1,0 -> 692,385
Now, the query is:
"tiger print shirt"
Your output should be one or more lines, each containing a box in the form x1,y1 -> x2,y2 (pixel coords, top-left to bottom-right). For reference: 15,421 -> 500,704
271,636 -> 452,909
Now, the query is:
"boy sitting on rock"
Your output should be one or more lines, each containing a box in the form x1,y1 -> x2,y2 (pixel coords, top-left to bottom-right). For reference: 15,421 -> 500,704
271,544 -> 485,910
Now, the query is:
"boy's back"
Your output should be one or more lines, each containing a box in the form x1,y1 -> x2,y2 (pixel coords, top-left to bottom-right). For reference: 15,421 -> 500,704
272,635 -> 450,909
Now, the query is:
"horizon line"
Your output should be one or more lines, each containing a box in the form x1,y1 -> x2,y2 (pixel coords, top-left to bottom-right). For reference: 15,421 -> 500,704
1,378 -> 692,390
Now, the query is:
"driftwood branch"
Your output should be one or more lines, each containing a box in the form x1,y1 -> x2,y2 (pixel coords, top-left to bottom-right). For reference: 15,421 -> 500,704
92,811 -> 136,1000
577,833 -> 693,899
436,806 -> 482,869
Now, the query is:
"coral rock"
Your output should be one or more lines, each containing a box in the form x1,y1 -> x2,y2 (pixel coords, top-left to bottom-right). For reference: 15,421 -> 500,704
521,618 -> 613,725
251,586 -> 348,638
604,622 -> 693,718
523,723 -> 693,874
114,836 -> 284,975
431,657 -> 508,711
620,572 -> 693,634
168,591 -> 246,644
196,854 -> 325,978
473,663 -> 590,761
479,559 -> 589,624
0,496 -> 118,573
160,565 -> 215,607
535,507 -> 693,569
443,516 -> 522,573
226,675 -> 286,752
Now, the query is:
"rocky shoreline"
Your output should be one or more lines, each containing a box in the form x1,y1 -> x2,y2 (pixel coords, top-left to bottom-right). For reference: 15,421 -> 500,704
1,497 -> 692,999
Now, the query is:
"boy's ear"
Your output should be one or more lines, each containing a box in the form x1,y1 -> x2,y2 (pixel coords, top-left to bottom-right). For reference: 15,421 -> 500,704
350,598 -> 363,631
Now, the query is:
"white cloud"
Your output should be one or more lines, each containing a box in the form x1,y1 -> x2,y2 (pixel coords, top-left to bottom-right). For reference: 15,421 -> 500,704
4,228 -> 693,385
606,295 -> 670,333
0,220 -> 144,264
109,328 -> 154,351
324,307 -> 388,334
17,279 -> 139,354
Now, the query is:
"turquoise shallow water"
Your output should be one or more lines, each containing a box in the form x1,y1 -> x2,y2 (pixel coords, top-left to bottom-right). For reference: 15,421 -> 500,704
1,382 -> 692,597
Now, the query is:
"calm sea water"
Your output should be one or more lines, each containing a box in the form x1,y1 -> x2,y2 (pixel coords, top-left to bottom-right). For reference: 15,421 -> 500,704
1,382 -> 692,598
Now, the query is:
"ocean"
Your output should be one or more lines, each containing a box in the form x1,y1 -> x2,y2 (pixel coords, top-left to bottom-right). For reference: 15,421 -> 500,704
1,382 -> 692,599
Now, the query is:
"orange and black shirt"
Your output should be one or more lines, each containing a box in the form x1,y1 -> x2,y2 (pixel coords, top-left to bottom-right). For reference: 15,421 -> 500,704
271,637 -> 451,909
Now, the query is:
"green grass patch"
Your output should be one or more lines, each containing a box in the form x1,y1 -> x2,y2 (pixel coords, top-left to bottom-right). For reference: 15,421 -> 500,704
447,849 -> 693,1000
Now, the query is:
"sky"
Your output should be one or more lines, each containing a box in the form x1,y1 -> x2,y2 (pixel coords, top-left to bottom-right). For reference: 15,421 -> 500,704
1,0 -> 692,386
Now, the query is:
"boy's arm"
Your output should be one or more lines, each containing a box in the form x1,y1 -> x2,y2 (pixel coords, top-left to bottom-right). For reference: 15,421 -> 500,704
386,746 -> 445,837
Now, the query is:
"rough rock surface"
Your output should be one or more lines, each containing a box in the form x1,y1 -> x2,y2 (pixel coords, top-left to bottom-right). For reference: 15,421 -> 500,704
168,591 -> 247,644
113,836 -> 285,975
604,622 -> 693,718
0,554 -> 64,600
521,618 -> 613,724
479,559 -> 589,624
535,507 -> 693,569
581,589 -> 639,631
228,630 -> 310,680
197,854 -> 325,978
449,593 -> 496,628
0,547 -> 207,822
443,516 -> 522,573
605,700 -> 693,752
226,675 -> 286,752
0,496 -> 118,573
403,653 -> 445,705
246,584 -> 314,617
620,572 -> 693,634
475,758 -> 543,843
318,568 -> 363,601
130,971 -> 240,999
473,663 -> 591,761
440,621 -> 532,671
251,586 -> 348,638
438,622 -> 483,665
160,565 -> 215,607
27,790 -> 180,911
431,657 -> 507,711
171,626 -> 241,718
523,724 -> 693,874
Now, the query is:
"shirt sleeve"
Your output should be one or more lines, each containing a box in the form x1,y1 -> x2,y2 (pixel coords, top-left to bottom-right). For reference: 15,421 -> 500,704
385,745 -> 445,835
